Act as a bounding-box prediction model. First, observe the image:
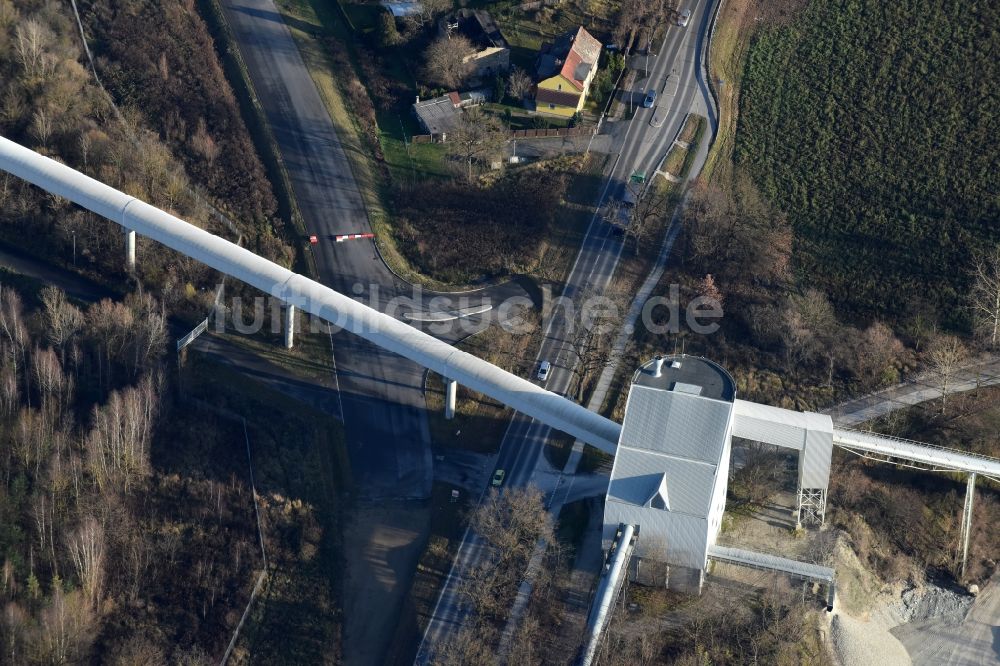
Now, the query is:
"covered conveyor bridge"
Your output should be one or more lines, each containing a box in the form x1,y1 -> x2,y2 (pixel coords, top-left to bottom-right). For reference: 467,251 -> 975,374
707,544 -> 835,609
833,428 -> 1000,480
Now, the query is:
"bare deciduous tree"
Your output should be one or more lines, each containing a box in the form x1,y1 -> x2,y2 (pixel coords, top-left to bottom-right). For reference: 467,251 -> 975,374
459,486 -> 554,624
0,285 -> 28,398
445,107 -> 507,182
472,486 -> 554,560
86,298 -> 135,391
41,286 -> 84,364
698,274 -> 723,309
731,441 -> 781,506
782,289 -> 844,385
622,182 -> 670,255
0,366 -> 18,416
408,0 -> 449,27
506,66 -> 533,101
68,516 -> 105,608
435,624 -> 497,666
86,374 -> 159,494
565,288 -> 625,402
30,108 -> 53,147
682,177 -> 792,306
970,247 -> 1000,347
125,292 -> 167,375
32,345 -> 70,412
2,601 -> 29,664
108,635 -> 166,666
927,333 -> 967,414
854,321 -> 904,387
36,587 -> 95,664
424,34 -> 474,89
14,19 -> 54,83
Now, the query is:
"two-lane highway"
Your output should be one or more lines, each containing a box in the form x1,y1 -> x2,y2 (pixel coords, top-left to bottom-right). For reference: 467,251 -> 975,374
416,0 -> 720,658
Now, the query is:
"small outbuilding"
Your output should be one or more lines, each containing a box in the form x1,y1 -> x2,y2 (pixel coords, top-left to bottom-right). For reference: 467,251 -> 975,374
412,91 -> 488,137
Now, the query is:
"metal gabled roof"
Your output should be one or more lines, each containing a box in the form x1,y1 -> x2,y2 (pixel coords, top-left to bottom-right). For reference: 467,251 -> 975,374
608,385 -> 734,520
608,449 -> 716,516
621,385 -> 732,463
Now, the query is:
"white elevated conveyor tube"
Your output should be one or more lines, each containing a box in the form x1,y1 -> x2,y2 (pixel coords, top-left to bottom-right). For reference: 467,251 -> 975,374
581,523 -> 635,666
0,137 -> 622,452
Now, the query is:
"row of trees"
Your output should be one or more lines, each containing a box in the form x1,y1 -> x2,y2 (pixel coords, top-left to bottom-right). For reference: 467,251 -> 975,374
437,486 -> 556,663
672,175 -> 1000,404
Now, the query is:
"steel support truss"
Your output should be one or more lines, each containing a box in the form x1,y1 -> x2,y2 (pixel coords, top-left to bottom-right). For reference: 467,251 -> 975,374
796,487 -> 826,528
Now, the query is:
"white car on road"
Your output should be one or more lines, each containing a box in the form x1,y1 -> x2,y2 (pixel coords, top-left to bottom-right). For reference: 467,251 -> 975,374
678,8 -> 691,27
537,361 -> 551,382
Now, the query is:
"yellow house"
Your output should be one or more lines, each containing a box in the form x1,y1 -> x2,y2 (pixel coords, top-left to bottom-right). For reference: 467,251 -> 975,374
535,27 -> 602,118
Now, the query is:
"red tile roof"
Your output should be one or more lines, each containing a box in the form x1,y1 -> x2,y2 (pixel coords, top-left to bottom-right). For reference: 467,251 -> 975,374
559,27 -> 601,88
536,87 -> 581,107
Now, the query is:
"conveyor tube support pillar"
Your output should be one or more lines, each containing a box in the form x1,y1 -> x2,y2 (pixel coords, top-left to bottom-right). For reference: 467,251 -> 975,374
125,229 -> 136,271
284,304 -> 295,349
959,472 -> 976,578
445,379 -> 457,420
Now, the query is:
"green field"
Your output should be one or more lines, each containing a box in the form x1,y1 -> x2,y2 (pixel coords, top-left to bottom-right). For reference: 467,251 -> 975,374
736,0 -> 1000,328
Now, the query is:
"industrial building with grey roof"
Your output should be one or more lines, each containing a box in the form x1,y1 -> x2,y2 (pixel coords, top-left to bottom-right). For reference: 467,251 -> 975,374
603,355 -> 736,586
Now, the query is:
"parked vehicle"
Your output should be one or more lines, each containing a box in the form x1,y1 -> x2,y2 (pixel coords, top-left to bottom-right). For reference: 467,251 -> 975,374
492,469 -> 506,486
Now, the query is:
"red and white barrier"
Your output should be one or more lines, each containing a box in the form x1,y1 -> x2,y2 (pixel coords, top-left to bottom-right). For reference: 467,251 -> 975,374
335,232 -> 375,243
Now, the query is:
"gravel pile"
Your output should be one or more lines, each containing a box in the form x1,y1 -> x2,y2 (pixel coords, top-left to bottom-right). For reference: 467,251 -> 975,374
884,584 -> 974,625
831,613 -> 911,666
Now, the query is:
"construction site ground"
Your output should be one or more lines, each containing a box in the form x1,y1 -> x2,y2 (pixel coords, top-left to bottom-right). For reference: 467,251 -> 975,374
716,448 -> 996,666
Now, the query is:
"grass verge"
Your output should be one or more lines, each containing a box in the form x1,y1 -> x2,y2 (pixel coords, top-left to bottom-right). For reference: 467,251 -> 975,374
701,0 -> 756,184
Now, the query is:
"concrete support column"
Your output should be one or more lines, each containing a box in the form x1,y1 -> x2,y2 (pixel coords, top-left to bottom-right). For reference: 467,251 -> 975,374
445,378 -> 457,420
125,229 -> 136,271
959,472 -> 976,578
284,304 -> 295,349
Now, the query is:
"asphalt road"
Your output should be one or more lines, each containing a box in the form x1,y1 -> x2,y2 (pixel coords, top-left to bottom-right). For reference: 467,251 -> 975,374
416,0 -> 720,659
217,3 -> 534,663
893,576 -> 1000,665
220,0 -> 439,501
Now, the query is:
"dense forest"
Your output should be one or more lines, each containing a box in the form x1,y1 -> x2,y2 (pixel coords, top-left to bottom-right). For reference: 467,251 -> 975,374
0,277 -> 339,663
0,281 -> 239,662
736,0 -> 1000,329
